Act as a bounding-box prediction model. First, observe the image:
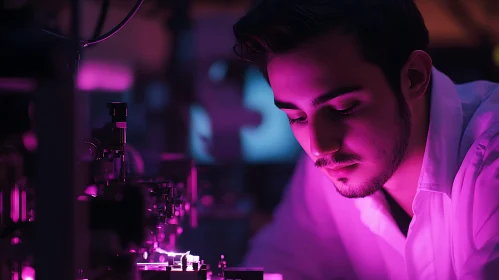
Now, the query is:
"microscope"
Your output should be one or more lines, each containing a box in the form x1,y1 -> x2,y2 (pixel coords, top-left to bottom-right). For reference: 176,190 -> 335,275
80,102 -> 271,280
79,102 -> 208,279
0,101 -> 207,280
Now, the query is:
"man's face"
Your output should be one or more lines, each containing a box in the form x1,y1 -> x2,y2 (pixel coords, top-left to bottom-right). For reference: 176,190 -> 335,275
267,33 -> 411,198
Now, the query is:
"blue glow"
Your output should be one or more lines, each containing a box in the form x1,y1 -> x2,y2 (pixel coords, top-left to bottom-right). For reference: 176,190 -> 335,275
208,61 -> 228,83
189,104 -> 215,164
190,66 -> 301,163
146,81 -> 169,111
240,67 -> 301,162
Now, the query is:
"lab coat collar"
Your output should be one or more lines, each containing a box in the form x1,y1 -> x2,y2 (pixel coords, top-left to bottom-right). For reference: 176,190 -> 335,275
417,67 -> 464,197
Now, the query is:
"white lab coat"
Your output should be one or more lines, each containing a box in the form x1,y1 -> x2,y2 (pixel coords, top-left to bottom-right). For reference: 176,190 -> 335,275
243,68 -> 499,280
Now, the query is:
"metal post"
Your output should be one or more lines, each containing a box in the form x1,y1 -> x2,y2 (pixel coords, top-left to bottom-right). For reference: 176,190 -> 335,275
35,0 -> 88,278
34,41 -> 76,280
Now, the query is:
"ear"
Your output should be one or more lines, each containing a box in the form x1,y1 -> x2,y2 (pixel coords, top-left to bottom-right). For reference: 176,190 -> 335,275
400,50 -> 432,101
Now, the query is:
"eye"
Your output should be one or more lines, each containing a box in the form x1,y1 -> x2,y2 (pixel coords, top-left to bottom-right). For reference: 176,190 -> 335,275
334,102 -> 359,115
288,116 -> 307,125
338,105 -> 357,114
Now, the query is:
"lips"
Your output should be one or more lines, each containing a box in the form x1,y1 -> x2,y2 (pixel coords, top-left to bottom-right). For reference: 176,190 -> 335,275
325,163 -> 357,177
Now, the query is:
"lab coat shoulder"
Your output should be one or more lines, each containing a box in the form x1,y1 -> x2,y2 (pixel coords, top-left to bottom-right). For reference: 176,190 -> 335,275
243,154 -> 354,280
457,80 -> 499,158
452,126 -> 499,279
451,81 -> 499,279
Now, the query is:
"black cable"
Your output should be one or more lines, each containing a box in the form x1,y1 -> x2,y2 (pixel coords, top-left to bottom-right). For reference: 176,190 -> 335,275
81,0 -> 145,47
92,0 -> 110,39
41,0 -> 145,48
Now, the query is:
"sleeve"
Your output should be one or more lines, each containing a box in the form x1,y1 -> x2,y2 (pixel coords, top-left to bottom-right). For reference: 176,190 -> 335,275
458,132 -> 499,280
242,155 -> 352,280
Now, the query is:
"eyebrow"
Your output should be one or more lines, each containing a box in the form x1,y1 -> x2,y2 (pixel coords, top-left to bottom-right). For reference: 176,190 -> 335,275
274,86 -> 363,110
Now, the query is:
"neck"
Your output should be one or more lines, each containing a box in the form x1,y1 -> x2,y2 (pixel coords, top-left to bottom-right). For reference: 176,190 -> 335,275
383,93 -> 431,217
383,149 -> 425,217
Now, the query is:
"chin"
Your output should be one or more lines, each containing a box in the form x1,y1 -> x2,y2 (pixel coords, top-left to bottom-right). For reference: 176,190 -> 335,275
332,176 -> 384,199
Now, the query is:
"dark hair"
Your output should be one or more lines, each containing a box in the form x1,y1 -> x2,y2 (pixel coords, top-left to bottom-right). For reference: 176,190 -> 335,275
233,0 -> 429,92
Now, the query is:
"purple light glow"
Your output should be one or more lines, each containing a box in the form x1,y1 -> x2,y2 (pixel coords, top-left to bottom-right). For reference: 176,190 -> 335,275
263,274 -> 283,280
10,184 -> 27,222
0,78 -> 36,92
78,61 -> 134,92
23,131 -> 37,152
11,265 -> 35,280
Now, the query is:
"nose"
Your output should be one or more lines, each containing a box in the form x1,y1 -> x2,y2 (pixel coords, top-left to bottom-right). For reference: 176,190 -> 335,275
309,113 -> 342,158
